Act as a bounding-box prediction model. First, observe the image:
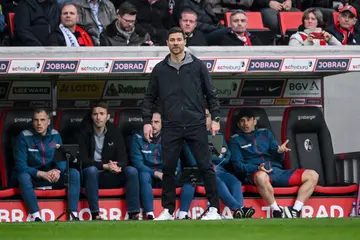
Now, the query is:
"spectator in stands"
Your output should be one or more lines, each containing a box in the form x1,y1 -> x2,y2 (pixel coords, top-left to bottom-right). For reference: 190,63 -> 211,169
100,2 -> 153,46
127,0 -> 172,45
326,5 -> 360,45
78,102 -> 140,220
252,0 -> 300,33
289,8 -> 341,46
14,109 -> 80,222
229,109 -> 319,218
14,0 -> 60,46
219,10 -> 262,46
184,108 -> 256,219
179,9 -> 208,46
174,0 -> 223,34
131,109 -> 196,220
74,0 -> 117,46
50,3 -> 94,46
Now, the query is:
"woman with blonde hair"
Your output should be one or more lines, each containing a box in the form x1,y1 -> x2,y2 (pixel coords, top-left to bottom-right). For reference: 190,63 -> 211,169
289,8 -> 342,46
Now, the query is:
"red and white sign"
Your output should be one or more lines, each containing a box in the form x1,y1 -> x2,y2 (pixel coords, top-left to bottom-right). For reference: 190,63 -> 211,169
77,60 -> 113,73
8,60 -> 44,74
0,197 -> 354,222
213,59 -> 248,73
348,58 -> 360,71
281,58 -> 316,72
145,59 -> 162,73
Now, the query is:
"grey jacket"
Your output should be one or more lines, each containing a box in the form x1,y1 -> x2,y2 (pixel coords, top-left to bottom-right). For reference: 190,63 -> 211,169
74,0 -> 117,45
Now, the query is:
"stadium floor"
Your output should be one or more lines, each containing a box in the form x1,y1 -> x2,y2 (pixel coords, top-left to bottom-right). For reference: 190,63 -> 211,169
1,218 -> 359,240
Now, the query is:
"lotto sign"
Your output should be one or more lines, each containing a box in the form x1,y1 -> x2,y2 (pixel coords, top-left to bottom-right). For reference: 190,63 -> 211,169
57,81 -> 105,99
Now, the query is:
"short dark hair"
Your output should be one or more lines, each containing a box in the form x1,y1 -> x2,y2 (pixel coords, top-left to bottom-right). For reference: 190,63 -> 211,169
236,109 -> 255,122
33,108 -> 50,118
61,3 -> 78,14
230,9 -> 247,22
167,27 -> 186,40
91,101 -> 109,112
152,106 -> 161,115
180,8 -> 198,20
117,2 -> 137,16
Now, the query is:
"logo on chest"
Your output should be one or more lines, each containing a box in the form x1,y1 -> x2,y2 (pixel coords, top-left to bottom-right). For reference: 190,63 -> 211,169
141,150 -> 152,154
241,143 -> 252,149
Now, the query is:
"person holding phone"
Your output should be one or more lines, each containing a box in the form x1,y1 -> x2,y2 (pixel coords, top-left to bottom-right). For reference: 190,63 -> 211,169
289,8 -> 341,46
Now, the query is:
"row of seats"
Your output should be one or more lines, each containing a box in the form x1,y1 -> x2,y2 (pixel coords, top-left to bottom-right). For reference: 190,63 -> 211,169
0,107 -> 357,200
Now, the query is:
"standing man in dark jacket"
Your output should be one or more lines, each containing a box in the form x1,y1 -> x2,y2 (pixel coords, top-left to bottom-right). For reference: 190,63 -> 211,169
14,0 -> 60,46
142,27 -> 221,220
78,101 -> 140,220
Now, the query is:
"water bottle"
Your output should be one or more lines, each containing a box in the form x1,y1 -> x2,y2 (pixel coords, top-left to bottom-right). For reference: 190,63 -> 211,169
350,202 -> 357,217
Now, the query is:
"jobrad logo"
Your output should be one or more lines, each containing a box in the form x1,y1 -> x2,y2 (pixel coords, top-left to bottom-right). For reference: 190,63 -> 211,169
247,59 -> 282,71
0,61 -> 9,73
201,59 -> 215,72
43,60 -> 78,73
315,58 -> 350,71
111,60 -> 146,73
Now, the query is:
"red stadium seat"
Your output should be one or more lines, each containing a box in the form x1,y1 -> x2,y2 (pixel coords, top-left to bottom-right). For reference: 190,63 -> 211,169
8,12 -> 15,37
281,106 -> 358,195
279,12 -> 303,36
153,188 -> 182,196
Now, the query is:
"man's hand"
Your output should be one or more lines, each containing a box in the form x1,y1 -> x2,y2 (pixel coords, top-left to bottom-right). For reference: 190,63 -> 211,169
278,139 -> 291,153
322,31 -> 333,42
282,0 -> 292,10
154,171 -> 163,180
210,121 -> 220,136
144,124 -> 153,142
37,171 -> 53,182
105,161 -> 122,173
269,1 -> 283,11
258,163 -> 273,173
49,169 -> 61,183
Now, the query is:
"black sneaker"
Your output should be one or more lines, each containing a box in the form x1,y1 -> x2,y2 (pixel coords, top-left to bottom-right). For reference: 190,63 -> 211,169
72,217 -> 80,221
146,214 -> 154,220
128,213 -> 140,220
272,208 -> 284,218
34,217 -> 43,222
284,206 -> 300,218
233,207 -> 256,219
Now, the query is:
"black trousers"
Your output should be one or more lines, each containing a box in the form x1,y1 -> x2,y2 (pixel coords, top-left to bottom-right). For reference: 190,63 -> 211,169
161,124 -> 219,214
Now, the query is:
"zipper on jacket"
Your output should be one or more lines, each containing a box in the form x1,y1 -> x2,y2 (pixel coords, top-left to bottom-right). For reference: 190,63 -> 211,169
153,148 -> 158,171
40,140 -> 46,165
253,138 -> 265,163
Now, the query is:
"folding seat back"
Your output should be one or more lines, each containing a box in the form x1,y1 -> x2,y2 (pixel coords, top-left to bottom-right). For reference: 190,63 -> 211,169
281,107 -> 336,186
0,109 -> 35,187
225,107 -> 272,142
279,12 -> 303,36
116,108 -> 143,155
55,109 -> 116,144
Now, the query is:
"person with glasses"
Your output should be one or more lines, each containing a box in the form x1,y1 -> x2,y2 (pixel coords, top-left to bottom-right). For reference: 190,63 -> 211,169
100,2 -> 153,46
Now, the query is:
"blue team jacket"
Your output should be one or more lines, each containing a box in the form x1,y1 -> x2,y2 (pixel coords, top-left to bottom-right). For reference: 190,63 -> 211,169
183,132 -> 231,171
14,126 -> 66,178
229,128 -> 284,174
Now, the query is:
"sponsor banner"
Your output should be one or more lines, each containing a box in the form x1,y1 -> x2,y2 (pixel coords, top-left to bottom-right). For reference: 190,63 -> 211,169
244,99 -> 259,105
0,197 -> 354,222
348,58 -> 360,71
306,99 -> 322,105
13,101 -> 52,108
74,100 -> 90,107
240,80 -> 285,97
275,99 -> 290,105
247,59 -> 282,72
213,80 -> 241,98
0,61 -> 9,73
58,81 -> 105,100
290,98 -> 306,105
107,100 -> 122,107
8,81 -> 51,100
281,58 -> 316,72
111,60 -> 146,73
0,81 -> 11,99
315,58 -> 350,71
43,60 -> 78,73
260,99 -> 275,105
145,59 -> 162,73
213,59 -> 248,72
229,99 -> 244,105
77,60 -> 112,73
201,59 -> 215,72
283,79 -> 321,98
103,80 -> 148,99
8,60 -> 44,74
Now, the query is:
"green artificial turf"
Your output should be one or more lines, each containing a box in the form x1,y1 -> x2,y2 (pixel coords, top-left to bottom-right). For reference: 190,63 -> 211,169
0,218 -> 359,240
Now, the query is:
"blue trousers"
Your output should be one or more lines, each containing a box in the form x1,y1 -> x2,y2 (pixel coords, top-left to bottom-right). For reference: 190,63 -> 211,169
82,166 -> 140,214
17,168 -> 80,214
216,169 -> 244,211
139,171 -> 195,213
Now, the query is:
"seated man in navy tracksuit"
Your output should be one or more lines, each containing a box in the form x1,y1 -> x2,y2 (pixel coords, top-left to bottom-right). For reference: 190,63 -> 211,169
131,109 -> 195,220
14,108 -> 80,222
229,109 -> 319,218
183,108 -> 255,219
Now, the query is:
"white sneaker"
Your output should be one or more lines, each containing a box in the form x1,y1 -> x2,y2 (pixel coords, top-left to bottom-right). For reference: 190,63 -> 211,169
154,209 -> 174,221
201,207 -> 222,220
